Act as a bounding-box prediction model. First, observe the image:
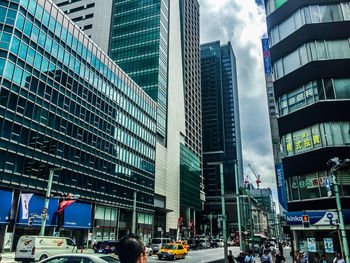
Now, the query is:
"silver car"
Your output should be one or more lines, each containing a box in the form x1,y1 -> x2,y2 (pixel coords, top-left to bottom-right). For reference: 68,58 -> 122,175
39,254 -> 120,263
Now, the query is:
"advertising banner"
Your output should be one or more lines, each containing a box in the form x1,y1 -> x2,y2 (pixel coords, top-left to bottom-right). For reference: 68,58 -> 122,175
0,189 -> 13,224
307,238 -> 316,252
275,163 -> 288,212
324,238 -> 334,253
63,202 -> 92,229
286,210 -> 350,226
262,38 -> 272,75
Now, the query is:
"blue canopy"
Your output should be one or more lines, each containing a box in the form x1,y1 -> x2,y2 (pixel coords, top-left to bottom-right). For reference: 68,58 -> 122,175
63,202 -> 92,229
0,189 -> 13,224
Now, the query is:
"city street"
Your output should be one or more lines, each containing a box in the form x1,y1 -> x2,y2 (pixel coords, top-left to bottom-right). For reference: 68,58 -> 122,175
147,247 -> 232,263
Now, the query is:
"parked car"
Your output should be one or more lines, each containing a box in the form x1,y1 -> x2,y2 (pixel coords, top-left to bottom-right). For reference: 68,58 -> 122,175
38,254 -> 119,263
94,240 -> 118,254
157,243 -> 187,260
198,238 -> 210,249
15,236 -> 76,262
151,238 -> 171,254
214,239 -> 224,247
187,239 -> 198,250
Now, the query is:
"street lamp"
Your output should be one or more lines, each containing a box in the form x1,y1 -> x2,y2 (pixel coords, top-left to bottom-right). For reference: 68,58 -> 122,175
328,157 -> 350,263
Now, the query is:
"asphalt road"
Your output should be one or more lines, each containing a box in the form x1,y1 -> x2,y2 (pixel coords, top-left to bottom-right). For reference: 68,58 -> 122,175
147,246 -> 241,263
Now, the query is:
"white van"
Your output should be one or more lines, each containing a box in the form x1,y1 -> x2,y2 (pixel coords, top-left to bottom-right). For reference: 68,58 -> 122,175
15,236 -> 76,262
150,238 -> 171,254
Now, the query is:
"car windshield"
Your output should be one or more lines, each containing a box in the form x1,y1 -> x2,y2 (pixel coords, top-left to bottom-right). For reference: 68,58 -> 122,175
99,256 -> 120,262
163,245 -> 177,250
152,239 -> 162,244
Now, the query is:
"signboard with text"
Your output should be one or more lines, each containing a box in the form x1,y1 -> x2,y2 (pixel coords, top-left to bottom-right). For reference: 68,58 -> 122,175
285,210 -> 350,226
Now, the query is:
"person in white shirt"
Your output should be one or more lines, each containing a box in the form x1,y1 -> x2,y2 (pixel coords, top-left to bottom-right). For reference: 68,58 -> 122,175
333,253 -> 345,263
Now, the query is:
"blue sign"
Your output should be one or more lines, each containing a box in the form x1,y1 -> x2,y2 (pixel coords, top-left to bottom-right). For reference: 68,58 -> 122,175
325,177 -> 331,192
0,190 -> 13,224
63,202 -> 91,229
18,195 -> 58,226
275,164 -> 288,212
262,38 -> 272,75
324,238 -> 334,253
286,210 -> 350,226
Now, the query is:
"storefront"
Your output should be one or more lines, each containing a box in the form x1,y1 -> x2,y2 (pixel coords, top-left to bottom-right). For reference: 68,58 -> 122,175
14,194 -> 58,250
59,202 -> 91,248
92,205 -> 117,242
136,213 -> 153,244
286,210 -> 350,262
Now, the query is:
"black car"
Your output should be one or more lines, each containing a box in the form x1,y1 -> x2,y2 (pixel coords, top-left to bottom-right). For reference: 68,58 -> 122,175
94,241 -> 118,254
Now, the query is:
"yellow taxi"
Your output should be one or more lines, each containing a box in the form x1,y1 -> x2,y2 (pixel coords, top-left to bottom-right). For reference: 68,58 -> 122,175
174,240 -> 189,251
157,243 -> 187,260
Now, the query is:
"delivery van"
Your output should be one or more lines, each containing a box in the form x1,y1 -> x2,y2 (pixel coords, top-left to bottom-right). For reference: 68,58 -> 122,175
15,236 -> 76,262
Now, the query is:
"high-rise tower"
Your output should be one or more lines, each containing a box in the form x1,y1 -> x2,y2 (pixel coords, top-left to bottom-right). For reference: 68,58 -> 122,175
264,0 -> 350,258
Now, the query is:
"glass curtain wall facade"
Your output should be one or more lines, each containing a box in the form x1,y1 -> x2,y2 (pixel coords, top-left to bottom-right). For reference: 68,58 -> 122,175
0,0 -> 156,248
199,41 -> 243,237
109,0 -> 169,143
265,0 -> 350,258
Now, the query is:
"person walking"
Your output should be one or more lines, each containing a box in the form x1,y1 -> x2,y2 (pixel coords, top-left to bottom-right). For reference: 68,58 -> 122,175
320,254 -> 329,263
228,250 -> 235,263
333,253 -> 345,263
270,243 -> 277,263
237,251 -> 246,263
117,234 -> 147,263
262,250 -> 272,263
245,250 -> 255,263
259,243 -> 265,259
314,253 -> 320,263
276,250 -> 285,263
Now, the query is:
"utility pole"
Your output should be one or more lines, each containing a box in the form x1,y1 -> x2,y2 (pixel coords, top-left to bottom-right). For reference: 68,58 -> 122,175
209,213 -> 213,237
235,160 -> 243,252
40,169 -> 54,236
219,163 -> 228,263
132,191 -> 137,234
329,158 -> 350,263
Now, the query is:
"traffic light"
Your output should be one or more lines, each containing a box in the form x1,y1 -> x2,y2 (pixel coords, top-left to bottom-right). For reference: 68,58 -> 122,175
302,215 -> 310,228
28,217 -> 33,226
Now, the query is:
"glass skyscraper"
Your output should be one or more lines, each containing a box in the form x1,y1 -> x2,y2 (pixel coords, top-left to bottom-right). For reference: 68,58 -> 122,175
0,0 -> 156,249
199,41 -> 243,236
109,0 -> 169,142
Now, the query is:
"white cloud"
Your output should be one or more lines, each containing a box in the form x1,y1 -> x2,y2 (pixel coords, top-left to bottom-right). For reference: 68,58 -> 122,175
200,0 -> 278,199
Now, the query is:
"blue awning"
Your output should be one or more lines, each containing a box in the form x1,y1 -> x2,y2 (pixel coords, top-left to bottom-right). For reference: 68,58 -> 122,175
0,189 -> 13,224
17,194 -> 58,227
63,202 -> 91,229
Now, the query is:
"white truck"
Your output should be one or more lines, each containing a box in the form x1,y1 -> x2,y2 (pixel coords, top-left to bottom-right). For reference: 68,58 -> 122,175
15,236 -> 76,262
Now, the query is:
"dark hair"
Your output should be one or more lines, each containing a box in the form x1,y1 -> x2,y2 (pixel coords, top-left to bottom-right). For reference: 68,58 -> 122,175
117,234 -> 145,263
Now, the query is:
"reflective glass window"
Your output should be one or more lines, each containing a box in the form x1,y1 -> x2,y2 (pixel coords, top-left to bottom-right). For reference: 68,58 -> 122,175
43,11 -> 50,27
319,5 -> 332,22
4,61 -> 15,80
333,79 -> 350,99
18,42 -> 28,61
10,37 -> 20,55
326,39 -> 350,59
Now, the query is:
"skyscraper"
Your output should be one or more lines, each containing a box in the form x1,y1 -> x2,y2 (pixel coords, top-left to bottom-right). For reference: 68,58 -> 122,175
179,0 -> 203,235
199,41 -> 243,236
0,0 -> 157,248
264,0 -> 350,257
55,0 -> 197,237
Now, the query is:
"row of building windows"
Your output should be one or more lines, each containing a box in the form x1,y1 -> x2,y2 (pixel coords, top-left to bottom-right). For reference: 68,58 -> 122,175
287,171 -> 350,201
278,78 -> 350,116
15,0 -> 156,119
269,3 -> 350,46
282,122 -> 350,157
273,39 -> 350,80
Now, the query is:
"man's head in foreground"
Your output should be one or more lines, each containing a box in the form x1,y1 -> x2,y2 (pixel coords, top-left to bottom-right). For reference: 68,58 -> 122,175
118,234 -> 147,263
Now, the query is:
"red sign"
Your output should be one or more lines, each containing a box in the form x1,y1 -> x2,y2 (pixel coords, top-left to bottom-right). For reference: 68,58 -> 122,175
177,217 -> 183,228
189,219 -> 194,228
58,200 -> 76,214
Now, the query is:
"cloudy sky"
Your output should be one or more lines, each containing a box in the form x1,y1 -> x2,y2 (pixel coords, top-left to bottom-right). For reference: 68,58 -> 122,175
199,0 -> 279,202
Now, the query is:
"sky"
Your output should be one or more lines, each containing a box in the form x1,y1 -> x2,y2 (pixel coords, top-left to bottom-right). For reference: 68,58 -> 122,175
199,0 -> 279,202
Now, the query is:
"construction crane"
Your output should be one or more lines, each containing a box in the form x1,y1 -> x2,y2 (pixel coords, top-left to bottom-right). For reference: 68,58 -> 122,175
248,164 -> 262,189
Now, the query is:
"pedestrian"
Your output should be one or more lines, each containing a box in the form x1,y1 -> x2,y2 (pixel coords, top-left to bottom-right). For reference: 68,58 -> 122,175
300,251 -> 308,263
117,234 -> 147,263
259,243 -> 265,259
245,250 -> 255,263
314,253 -> 320,263
276,250 -> 285,263
270,243 -> 277,263
237,251 -> 246,263
262,250 -> 272,263
333,253 -> 345,263
228,250 -> 235,263
320,254 -> 329,263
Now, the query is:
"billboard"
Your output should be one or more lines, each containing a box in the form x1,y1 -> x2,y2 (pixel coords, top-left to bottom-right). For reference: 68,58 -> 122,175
275,164 -> 288,212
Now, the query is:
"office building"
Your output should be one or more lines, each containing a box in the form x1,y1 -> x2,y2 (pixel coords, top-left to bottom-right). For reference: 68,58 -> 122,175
264,0 -> 350,258
0,0 -> 157,251
179,0 -> 203,236
199,41 -> 243,236
54,0 -> 188,238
